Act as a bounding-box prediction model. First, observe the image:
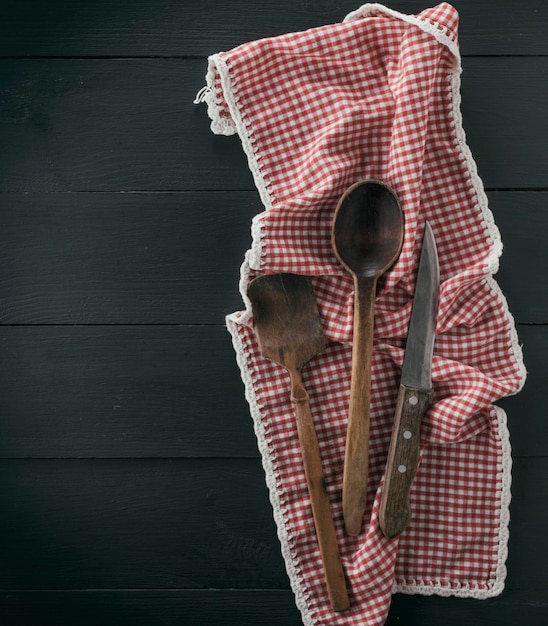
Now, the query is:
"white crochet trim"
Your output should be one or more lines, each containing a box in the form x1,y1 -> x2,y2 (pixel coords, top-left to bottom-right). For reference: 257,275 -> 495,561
448,50 -> 526,386
195,69 -> 236,137
198,54 -> 272,274
393,404 -> 513,599
206,47 -> 312,615
484,275 -> 527,387
447,71 -> 501,275
203,54 -> 273,213
199,52 -> 309,619
226,313 -> 315,626
492,405 -> 513,597
344,3 -> 461,61
228,250 -> 254,327
384,1 -> 525,599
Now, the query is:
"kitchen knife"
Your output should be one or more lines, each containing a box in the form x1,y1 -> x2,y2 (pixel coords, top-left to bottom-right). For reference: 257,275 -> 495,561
379,221 -> 440,539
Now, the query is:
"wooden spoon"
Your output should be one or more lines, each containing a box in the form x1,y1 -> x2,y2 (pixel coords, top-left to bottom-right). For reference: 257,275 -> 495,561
247,273 -> 350,613
331,180 -> 404,536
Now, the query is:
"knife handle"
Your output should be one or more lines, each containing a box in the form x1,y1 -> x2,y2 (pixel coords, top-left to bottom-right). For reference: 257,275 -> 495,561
379,384 -> 431,539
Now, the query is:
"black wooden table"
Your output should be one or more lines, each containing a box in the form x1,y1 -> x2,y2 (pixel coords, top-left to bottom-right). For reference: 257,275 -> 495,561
0,1 -> 546,624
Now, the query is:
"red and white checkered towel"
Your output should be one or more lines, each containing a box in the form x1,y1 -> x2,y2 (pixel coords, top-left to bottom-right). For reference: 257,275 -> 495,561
195,3 -> 526,624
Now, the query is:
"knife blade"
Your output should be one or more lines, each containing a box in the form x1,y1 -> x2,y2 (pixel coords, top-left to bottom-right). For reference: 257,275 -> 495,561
379,221 -> 440,539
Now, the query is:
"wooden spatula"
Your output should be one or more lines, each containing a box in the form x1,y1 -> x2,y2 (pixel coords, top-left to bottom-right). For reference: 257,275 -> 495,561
247,272 -> 350,613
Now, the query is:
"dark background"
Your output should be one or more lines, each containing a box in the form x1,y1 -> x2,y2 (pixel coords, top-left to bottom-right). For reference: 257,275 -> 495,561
0,1 -> 546,624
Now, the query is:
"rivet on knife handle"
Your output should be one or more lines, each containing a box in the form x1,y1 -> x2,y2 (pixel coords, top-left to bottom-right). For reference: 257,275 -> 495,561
379,384 -> 431,539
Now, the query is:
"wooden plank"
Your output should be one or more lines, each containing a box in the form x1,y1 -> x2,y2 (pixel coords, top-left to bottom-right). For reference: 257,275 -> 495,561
0,0 -> 546,57
0,458 -> 544,591
0,591 -> 303,626
0,324 -> 541,459
460,57 -> 548,189
0,191 -> 544,325
0,58 -> 546,192
0,192 -> 260,325
0,326 -> 257,458
0,588 -> 545,626
0,459 -> 287,590
0,3 -> 543,624
504,458 -> 548,592
0,59 -> 254,192
491,192 -> 547,325
388,590 -> 548,625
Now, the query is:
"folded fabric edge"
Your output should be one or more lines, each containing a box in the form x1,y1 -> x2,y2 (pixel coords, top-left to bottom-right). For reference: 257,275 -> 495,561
343,2 -> 461,62
202,52 -> 271,272
448,65 -> 527,389
485,275 -> 528,389
193,70 -> 235,137
225,312 -> 316,626
393,404 -> 512,600
204,52 -> 272,205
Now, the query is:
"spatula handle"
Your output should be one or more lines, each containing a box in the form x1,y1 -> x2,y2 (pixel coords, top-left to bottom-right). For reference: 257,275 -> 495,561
342,275 -> 376,536
290,370 -> 350,613
379,384 -> 431,539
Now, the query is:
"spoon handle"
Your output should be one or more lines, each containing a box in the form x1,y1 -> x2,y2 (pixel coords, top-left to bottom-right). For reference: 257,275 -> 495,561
289,369 -> 350,613
342,275 -> 376,536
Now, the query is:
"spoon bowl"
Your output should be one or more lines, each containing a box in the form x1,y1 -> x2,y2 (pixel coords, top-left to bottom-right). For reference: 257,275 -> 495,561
332,180 -> 404,536
332,180 -> 404,277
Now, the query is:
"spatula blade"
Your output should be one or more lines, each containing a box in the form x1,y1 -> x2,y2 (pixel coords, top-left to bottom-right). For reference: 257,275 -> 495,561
247,273 -> 326,371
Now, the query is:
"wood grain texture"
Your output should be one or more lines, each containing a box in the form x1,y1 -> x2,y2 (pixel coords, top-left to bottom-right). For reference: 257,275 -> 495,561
460,58 -> 548,189
489,191 -> 547,324
0,191 -> 544,326
0,458 -> 544,592
247,273 -> 349,611
0,589 -> 546,626
0,1 -> 545,623
0,58 -> 546,191
500,326 -> 548,458
379,385 -> 431,539
0,191 -> 259,324
0,326 -> 256,458
0,59 -> 254,192
0,459 -> 286,590
332,180 -> 405,536
0,324 -> 542,459
0,0 -> 546,56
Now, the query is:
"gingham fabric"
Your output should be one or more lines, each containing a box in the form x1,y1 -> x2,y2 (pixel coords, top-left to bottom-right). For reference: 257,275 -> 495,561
195,3 -> 526,625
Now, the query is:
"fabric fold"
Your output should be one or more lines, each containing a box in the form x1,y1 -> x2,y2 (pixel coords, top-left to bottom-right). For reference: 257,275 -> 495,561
196,3 -> 526,625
